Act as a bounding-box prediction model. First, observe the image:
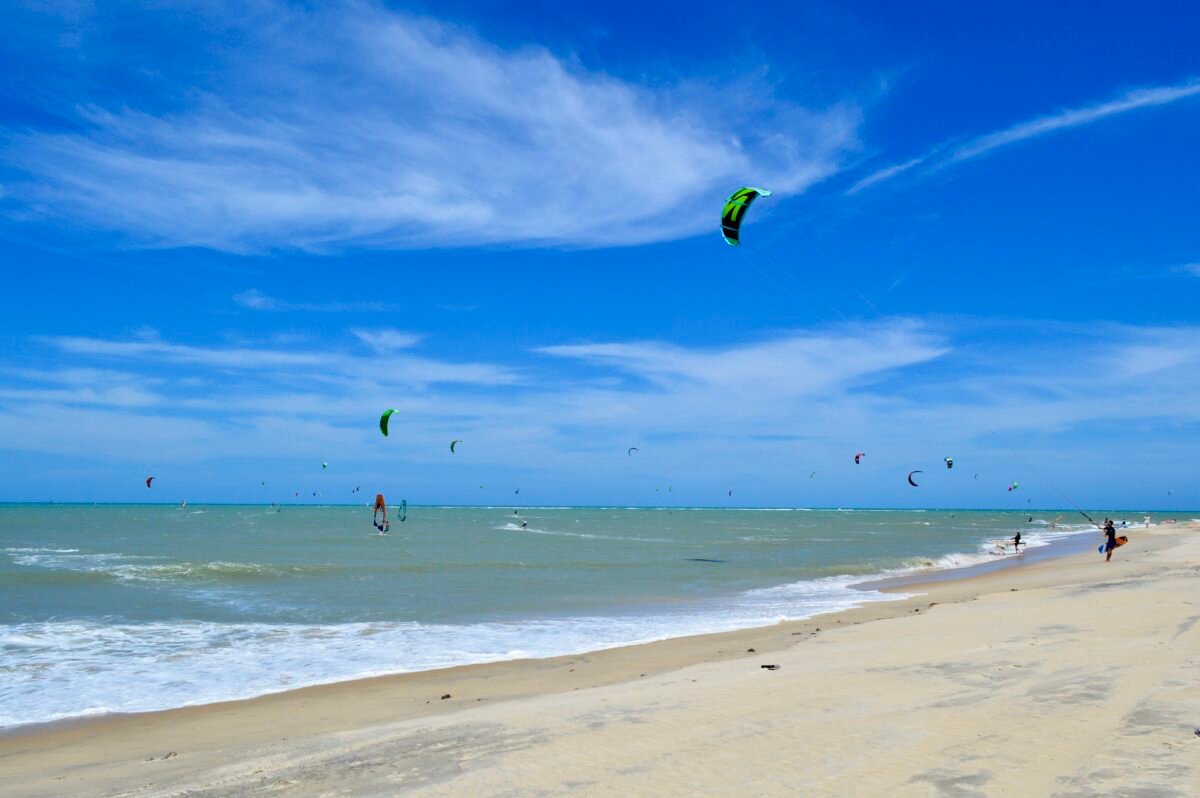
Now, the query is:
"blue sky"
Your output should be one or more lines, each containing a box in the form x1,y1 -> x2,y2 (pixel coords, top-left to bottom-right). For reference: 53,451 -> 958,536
1,0 -> 1198,508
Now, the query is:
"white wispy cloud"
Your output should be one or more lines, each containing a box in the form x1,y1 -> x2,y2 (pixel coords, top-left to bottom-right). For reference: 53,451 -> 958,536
1,323 -> 950,469
1,2 -> 859,251
845,155 -> 927,194
233,289 -> 400,313
37,333 -> 515,386
4,321 -> 1200,503
540,321 -> 947,397
350,329 -> 424,353
850,77 -> 1200,193
949,80 -> 1200,162
43,336 -> 340,370
1,320 -> 1199,508
1176,263 -> 1200,277
1103,327 -> 1200,378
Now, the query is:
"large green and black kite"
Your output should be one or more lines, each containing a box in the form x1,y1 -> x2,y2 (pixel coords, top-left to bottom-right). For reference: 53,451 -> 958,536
720,186 -> 771,246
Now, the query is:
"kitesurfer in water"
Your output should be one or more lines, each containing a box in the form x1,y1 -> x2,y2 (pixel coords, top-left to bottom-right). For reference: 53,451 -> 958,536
1102,519 -> 1117,562
373,493 -> 390,534
1011,530 -> 1024,552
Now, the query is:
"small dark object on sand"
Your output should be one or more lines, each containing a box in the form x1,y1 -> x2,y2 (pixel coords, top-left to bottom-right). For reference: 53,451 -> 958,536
162,752 -> 177,760
761,664 -> 780,671
746,648 -> 756,653
441,693 -> 451,700
1195,728 -> 1200,737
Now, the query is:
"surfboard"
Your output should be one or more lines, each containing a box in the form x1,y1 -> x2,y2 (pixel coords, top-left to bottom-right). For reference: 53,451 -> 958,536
1098,535 -> 1129,553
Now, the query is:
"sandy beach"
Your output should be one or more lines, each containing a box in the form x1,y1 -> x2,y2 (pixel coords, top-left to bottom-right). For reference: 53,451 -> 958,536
3,522 -> 1197,797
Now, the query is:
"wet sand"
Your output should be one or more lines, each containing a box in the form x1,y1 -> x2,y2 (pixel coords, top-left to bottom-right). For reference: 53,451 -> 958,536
2,523 -> 1197,796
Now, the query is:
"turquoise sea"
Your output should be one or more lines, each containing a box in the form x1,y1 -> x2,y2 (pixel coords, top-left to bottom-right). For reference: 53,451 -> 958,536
0,504 -> 1124,728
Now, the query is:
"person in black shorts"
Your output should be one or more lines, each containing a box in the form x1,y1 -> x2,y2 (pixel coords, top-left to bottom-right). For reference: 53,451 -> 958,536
1103,518 -> 1118,562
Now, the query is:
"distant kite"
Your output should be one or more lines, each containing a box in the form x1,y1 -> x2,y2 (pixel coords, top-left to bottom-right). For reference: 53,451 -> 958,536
907,470 -> 923,487
1008,482 -> 1020,492
145,476 -> 154,488
944,457 -> 954,470
322,462 -> 328,470
628,447 -> 639,456
854,452 -> 866,465
451,439 -> 462,453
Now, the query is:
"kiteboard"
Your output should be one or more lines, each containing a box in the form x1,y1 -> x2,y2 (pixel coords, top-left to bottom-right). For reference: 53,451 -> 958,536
1098,536 -> 1129,553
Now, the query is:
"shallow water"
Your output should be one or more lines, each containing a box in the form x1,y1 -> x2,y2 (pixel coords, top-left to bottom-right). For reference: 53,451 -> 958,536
0,504 -> 1106,727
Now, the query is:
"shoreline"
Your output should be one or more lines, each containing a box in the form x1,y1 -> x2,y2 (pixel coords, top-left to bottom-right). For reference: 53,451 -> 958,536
6,524 -> 1190,796
2,519 -> 1100,737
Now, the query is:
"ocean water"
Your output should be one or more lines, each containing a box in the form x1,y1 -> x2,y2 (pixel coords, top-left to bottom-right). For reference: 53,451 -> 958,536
1,504 -> 1100,728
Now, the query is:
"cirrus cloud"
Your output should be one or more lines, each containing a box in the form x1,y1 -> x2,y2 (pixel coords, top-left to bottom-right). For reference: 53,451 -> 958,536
849,77 -> 1200,193
1,2 -> 860,252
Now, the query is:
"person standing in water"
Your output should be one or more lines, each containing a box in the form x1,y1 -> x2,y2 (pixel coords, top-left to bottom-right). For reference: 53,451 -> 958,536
1011,529 -> 1024,552
1102,518 -> 1118,562
373,493 -> 389,534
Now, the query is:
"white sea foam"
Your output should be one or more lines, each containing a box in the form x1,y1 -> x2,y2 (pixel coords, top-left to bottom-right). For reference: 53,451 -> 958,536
494,523 -> 672,543
3,548 -> 326,586
897,521 -> 1097,572
2,547 -> 81,554
0,575 -> 906,728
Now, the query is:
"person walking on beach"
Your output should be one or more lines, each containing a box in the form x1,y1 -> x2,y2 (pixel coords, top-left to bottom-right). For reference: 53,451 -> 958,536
1011,529 -> 1024,551
1103,518 -> 1118,562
